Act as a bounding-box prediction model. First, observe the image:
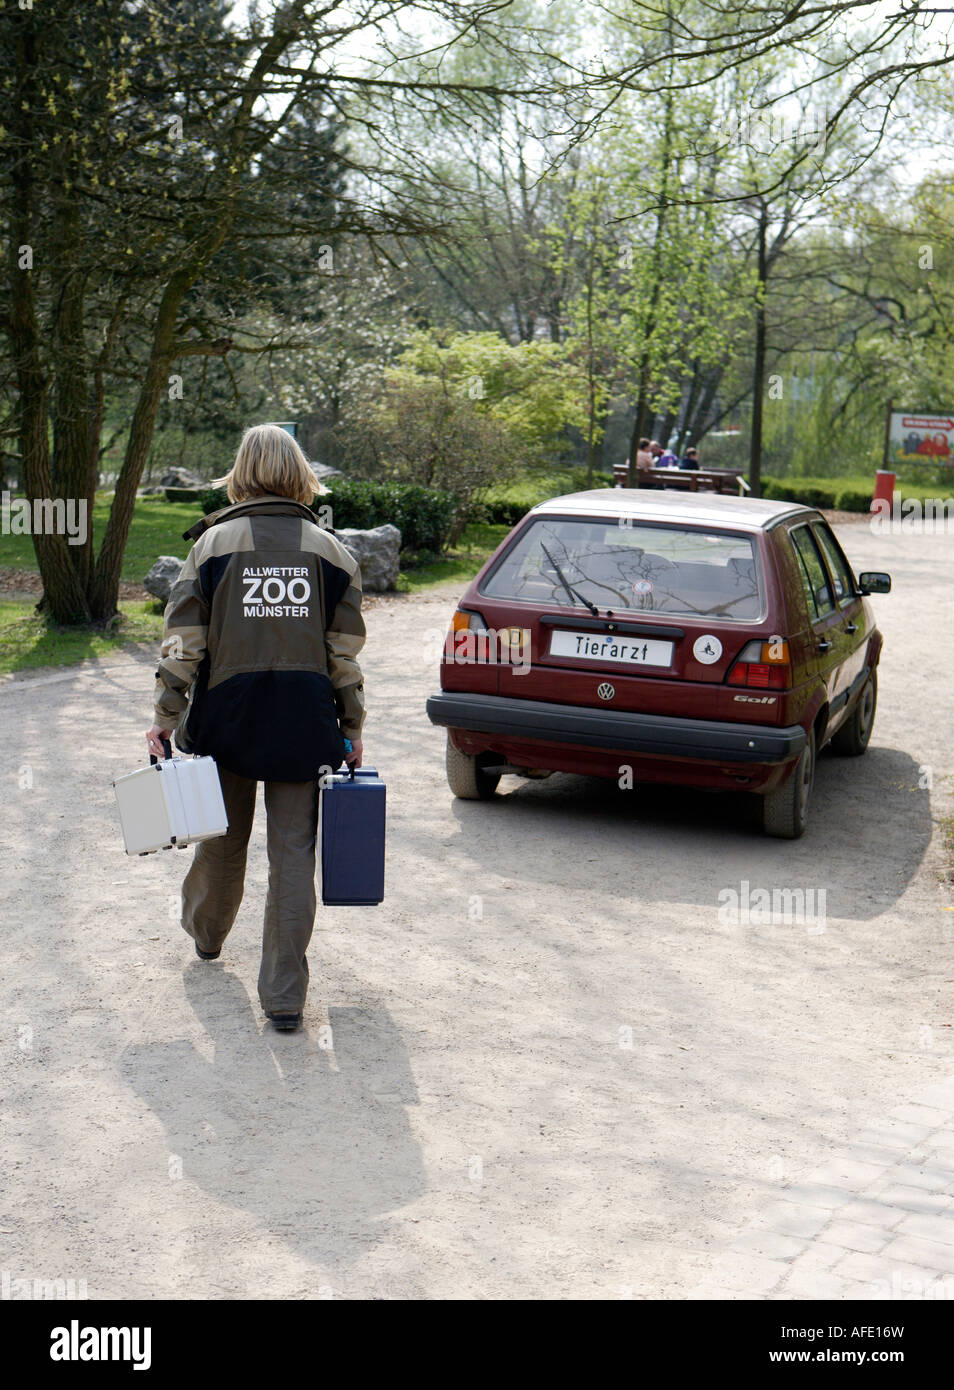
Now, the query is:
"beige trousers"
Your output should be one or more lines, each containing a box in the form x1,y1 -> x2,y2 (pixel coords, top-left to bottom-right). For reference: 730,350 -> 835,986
181,765 -> 319,1013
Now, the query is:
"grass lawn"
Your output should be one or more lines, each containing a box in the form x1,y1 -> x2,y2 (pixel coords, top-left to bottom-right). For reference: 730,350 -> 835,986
396,522 -> 510,593
0,494 -> 201,583
0,599 -> 163,676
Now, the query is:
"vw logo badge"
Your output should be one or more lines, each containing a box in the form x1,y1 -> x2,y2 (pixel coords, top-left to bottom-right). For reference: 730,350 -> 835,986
597,682 -> 615,701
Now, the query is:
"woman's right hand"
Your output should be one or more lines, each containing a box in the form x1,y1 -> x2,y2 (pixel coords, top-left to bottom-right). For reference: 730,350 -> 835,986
344,737 -> 363,769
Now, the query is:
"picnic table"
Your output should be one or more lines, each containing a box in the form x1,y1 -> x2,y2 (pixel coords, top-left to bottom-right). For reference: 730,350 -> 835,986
611,463 -> 746,495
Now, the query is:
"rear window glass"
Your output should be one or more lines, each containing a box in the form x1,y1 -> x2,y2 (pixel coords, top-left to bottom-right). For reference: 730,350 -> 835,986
481,516 -> 762,619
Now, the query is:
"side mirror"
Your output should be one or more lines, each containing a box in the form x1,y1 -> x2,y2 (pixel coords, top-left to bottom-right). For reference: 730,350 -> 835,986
858,571 -> 892,595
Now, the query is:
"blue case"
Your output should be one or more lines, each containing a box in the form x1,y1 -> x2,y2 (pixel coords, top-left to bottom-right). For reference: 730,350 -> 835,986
319,766 -> 386,906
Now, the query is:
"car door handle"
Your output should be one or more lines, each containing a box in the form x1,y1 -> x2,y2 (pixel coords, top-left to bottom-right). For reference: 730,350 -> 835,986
845,623 -> 858,633
817,640 -> 832,652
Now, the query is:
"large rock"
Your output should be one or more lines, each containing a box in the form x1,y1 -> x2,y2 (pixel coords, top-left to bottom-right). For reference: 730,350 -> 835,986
334,524 -> 401,593
143,555 -> 184,602
158,467 -> 206,490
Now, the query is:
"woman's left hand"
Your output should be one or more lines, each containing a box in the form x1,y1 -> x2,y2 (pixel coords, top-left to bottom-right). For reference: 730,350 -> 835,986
145,724 -> 174,759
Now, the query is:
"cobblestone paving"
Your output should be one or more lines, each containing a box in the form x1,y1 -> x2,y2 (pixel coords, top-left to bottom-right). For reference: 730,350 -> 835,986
695,1078 -> 954,1299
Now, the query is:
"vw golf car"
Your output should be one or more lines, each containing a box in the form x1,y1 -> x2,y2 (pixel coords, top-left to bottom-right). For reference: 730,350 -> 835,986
425,490 -> 891,838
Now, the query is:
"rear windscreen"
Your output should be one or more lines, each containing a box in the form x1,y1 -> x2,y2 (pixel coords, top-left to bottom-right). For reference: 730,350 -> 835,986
481,516 -> 762,619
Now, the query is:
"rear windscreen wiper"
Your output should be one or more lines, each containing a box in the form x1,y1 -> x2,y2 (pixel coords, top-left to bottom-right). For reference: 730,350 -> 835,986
540,543 -> 599,617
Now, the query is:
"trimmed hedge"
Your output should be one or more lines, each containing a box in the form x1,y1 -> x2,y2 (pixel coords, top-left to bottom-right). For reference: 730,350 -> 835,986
835,489 -> 873,512
200,478 -> 458,553
482,498 -> 529,527
762,479 -> 837,509
321,479 -> 457,552
762,479 -> 874,512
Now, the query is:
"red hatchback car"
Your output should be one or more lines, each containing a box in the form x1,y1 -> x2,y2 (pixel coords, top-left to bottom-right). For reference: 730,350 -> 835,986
426,490 -> 892,838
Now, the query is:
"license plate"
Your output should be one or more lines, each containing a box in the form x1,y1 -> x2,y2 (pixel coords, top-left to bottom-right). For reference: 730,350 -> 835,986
549,629 -> 674,667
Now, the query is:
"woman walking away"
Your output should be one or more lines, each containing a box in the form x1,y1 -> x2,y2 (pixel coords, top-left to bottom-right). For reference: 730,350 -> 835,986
144,424 -> 366,1032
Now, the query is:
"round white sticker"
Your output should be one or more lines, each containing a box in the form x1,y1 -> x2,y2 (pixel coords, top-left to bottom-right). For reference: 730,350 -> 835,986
633,579 -> 653,594
693,634 -> 723,664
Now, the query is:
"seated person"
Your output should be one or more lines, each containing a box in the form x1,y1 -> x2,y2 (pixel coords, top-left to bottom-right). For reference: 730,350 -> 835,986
679,447 -> 700,470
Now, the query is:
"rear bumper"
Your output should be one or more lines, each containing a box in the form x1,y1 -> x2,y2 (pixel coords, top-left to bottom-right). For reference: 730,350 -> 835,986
426,691 -> 806,765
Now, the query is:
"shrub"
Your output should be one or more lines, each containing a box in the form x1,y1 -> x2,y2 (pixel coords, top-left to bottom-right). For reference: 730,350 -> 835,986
319,479 -> 458,553
836,489 -> 874,512
200,479 -> 458,552
762,479 -> 837,508
200,487 -> 229,514
798,486 -> 838,510
481,498 -> 529,526
761,478 -> 796,502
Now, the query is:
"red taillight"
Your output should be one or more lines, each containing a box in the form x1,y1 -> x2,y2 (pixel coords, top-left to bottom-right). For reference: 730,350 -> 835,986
729,662 -> 788,689
727,640 -> 790,690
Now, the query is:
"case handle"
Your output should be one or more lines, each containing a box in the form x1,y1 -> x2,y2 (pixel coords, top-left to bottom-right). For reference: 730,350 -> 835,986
150,737 -> 173,766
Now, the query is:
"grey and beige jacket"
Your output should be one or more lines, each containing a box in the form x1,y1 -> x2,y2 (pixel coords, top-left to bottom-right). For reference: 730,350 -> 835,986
153,494 -> 365,782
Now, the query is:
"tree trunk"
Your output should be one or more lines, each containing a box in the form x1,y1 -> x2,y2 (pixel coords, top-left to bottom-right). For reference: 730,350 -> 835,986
626,81 -> 675,483
88,279 -> 189,620
7,11 -> 91,625
749,209 -> 768,498
51,197 -> 95,588
677,361 -> 703,454
657,408 -> 677,452
686,368 -> 723,447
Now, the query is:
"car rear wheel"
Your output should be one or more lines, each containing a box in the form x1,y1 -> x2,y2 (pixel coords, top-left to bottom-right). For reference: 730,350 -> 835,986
830,668 -> 877,757
762,726 -> 815,839
445,736 -> 501,800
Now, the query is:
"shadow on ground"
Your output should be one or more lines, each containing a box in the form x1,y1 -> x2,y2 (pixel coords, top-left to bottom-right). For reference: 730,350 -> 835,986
119,966 -> 426,1278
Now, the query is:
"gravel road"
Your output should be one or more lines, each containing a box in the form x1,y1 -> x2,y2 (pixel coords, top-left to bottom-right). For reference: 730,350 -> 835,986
2,519 -> 953,1300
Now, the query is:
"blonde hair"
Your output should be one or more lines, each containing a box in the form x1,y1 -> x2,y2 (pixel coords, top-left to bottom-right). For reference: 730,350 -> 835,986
212,424 -> 328,504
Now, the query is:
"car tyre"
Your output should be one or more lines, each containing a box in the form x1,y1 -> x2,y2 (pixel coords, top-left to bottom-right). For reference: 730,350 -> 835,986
762,725 -> 815,840
830,668 -> 877,757
445,735 -> 501,800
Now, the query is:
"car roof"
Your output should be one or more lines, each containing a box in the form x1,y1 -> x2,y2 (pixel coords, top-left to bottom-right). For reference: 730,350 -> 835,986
531,488 -> 813,531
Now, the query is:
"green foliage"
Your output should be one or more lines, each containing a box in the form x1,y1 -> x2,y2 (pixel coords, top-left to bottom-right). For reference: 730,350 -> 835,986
480,498 -> 530,526
761,479 -> 838,508
385,330 -> 586,447
836,489 -> 874,512
477,467 -> 613,523
396,523 -> 511,592
201,478 -> 459,552
341,375 -> 523,538
321,480 -> 459,554
200,488 -> 229,514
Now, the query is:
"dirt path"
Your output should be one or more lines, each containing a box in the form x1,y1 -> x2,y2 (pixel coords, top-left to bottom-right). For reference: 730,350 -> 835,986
2,522 -> 953,1300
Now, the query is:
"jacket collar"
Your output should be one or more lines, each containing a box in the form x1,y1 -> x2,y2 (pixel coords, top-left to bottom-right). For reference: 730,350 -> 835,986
182,493 -> 316,542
